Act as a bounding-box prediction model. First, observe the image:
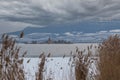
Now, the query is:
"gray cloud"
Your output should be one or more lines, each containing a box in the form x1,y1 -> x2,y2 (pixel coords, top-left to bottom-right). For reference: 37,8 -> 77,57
0,21 -> 29,34
0,0 -> 120,26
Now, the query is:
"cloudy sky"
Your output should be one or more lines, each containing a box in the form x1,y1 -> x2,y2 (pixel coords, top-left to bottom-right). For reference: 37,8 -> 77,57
0,0 -> 120,34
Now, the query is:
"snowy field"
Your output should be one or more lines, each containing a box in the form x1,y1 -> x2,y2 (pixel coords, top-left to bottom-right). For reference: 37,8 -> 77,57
24,57 -> 75,80
20,43 -> 98,80
23,57 -> 97,80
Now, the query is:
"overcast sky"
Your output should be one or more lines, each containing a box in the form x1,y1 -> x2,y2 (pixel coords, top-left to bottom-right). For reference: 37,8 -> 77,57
0,0 -> 120,34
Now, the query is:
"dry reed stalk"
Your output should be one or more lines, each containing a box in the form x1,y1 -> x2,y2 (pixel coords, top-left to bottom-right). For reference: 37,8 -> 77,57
0,33 -> 26,80
75,46 -> 95,80
36,53 -> 46,80
98,34 -> 120,80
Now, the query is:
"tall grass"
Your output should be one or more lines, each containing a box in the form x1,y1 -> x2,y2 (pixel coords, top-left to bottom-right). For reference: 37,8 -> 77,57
75,46 -> 94,80
0,33 -> 48,80
0,34 -> 26,80
36,53 -> 46,80
2,32 -> 120,80
98,35 -> 120,80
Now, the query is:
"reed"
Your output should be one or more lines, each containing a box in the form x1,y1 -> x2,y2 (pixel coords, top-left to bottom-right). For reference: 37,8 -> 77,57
36,53 -> 46,80
0,33 -> 26,80
98,35 -> 120,80
75,46 -> 94,80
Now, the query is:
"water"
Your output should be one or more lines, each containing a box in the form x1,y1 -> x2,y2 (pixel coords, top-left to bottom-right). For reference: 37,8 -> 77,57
18,43 -> 98,57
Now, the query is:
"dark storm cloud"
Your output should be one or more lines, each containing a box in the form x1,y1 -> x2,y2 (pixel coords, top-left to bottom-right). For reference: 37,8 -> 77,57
0,0 -> 120,25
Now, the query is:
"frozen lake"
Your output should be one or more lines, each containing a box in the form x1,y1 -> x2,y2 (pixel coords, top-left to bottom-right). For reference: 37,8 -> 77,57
0,43 -> 98,80
18,43 -> 99,57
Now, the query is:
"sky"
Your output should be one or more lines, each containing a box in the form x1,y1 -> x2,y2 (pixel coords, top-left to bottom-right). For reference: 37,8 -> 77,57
0,0 -> 120,34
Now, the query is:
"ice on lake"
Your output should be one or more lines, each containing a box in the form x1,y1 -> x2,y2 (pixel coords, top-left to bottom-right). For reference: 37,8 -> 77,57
19,43 -> 98,57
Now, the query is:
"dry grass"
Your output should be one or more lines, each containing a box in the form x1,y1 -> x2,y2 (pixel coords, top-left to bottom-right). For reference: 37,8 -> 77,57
36,53 -> 46,80
2,32 -> 120,80
75,46 -> 94,80
0,33 -> 26,80
0,33 -> 50,80
97,35 -> 120,80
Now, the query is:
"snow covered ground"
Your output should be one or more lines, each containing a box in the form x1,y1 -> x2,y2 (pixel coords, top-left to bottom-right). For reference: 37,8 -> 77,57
23,57 -> 74,80
23,57 -> 97,80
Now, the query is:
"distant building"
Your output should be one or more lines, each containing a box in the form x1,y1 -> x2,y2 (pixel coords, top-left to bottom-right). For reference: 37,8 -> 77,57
47,37 -> 52,44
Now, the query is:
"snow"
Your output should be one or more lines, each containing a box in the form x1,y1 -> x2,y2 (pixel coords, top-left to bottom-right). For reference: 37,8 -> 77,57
23,57 -> 75,80
23,57 -> 97,80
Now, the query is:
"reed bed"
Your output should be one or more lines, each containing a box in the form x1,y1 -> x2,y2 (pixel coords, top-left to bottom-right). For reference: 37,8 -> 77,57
97,35 -> 120,80
0,34 -> 26,80
75,46 -> 96,80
